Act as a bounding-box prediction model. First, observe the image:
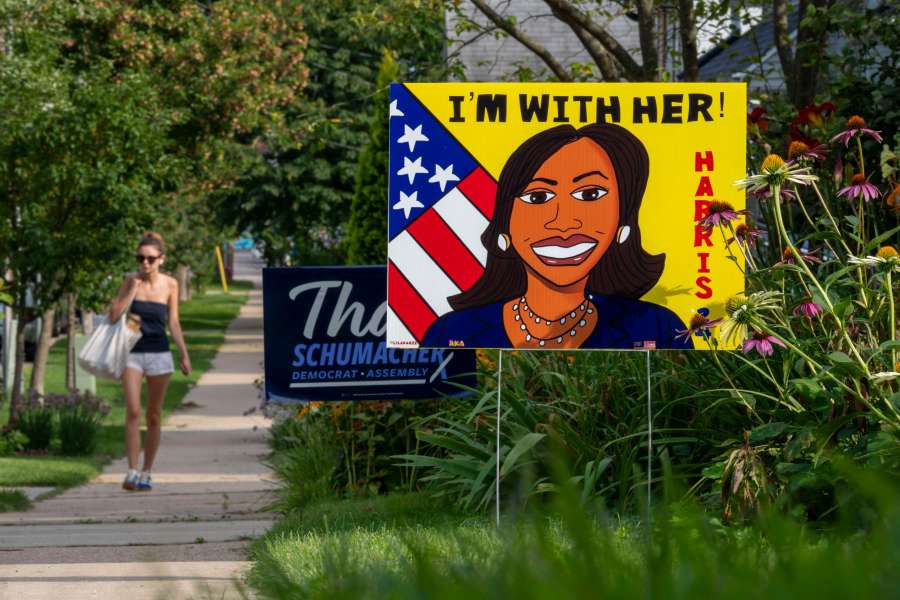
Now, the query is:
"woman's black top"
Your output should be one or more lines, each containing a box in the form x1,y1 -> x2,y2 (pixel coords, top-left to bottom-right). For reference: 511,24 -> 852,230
130,300 -> 170,353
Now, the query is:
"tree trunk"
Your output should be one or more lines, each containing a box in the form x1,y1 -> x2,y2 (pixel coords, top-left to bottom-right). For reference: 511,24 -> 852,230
83,310 -> 94,336
65,292 -> 77,391
9,311 -> 27,427
772,0 -> 796,102
177,265 -> 192,301
678,0 -> 699,81
636,0 -> 659,80
791,0 -> 831,108
29,307 -> 56,396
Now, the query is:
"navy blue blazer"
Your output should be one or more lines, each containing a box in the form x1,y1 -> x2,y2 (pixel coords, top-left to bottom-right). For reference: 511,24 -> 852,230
422,295 -> 693,350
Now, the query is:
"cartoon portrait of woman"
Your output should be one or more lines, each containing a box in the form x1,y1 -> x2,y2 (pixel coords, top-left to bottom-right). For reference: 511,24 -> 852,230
421,122 -> 693,350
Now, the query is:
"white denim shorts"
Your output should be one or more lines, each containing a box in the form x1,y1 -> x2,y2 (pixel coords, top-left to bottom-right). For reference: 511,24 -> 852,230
126,352 -> 175,377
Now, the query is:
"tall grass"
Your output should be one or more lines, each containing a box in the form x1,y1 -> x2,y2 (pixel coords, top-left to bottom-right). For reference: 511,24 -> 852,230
398,350 -> 746,514
249,465 -> 900,599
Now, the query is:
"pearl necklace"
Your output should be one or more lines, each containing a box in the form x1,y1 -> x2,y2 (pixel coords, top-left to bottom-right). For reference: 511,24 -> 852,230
512,296 -> 595,346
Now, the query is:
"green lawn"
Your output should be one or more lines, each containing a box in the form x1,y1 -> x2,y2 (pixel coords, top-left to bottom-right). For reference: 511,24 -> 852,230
249,489 -> 900,599
0,281 -> 251,490
0,456 -> 100,488
248,493 -> 495,596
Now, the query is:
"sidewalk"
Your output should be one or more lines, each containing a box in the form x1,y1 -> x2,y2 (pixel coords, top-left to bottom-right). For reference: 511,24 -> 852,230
0,251 -> 273,599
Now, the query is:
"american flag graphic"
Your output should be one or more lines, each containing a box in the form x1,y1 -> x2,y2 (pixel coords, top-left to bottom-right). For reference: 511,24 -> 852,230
387,84 -> 497,346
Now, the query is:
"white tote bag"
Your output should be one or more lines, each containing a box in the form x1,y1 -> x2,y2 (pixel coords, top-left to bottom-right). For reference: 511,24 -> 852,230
77,312 -> 142,380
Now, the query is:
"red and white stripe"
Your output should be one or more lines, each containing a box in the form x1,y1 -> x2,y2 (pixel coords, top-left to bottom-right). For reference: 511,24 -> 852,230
387,167 -> 497,346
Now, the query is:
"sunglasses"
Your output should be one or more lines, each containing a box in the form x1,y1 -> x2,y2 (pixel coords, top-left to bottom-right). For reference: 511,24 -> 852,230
135,254 -> 161,264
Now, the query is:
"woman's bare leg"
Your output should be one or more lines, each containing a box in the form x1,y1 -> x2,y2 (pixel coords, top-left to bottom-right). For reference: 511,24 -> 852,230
122,368 -> 144,470
142,373 -> 171,472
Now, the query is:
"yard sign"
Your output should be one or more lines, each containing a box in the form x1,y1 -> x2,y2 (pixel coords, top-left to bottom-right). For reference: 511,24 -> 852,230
386,82 -> 747,350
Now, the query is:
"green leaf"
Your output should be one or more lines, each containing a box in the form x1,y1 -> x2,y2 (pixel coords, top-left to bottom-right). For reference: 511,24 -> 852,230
889,392 -> 900,412
775,462 -> 811,476
416,432 -> 491,461
878,340 -> 900,353
790,378 -> 824,399
701,463 -> 724,479
784,429 -> 815,460
828,351 -> 865,376
867,225 -> 900,253
749,422 -> 787,443
500,433 -> 546,477
464,453 -> 498,509
831,299 -> 853,320
828,351 -> 853,365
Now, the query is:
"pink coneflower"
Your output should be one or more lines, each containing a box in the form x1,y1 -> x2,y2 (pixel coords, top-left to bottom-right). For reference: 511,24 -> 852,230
700,200 -> 750,230
726,223 -> 763,247
742,331 -> 786,357
676,313 -> 723,341
787,140 -> 827,163
792,300 -> 823,319
837,173 -> 880,202
749,185 -> 798,202
778,247 -> 822,265
831,115 -> 883,147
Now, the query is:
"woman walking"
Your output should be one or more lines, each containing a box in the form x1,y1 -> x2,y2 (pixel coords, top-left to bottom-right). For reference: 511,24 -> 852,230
109,232 -> 192,491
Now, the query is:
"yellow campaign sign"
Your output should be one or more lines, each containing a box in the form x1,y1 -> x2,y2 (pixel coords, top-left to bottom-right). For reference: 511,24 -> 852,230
385,83 -> 747,351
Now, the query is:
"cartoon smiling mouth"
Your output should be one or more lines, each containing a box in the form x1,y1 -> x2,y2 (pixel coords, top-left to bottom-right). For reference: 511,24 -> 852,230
531,234 -> 598,266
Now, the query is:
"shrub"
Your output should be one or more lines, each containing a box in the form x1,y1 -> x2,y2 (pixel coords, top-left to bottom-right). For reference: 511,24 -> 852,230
17,410 -> 54,452
0,490 -> 31,512
399,350 -> 720,514
17,390 -> 57,451
346,50 -> 396,264
17,409 -> 54,452
0,430 -> 29,457
40,391 -> 110,456
57,407 -> 103,456
266,399 -> 444,511
268,416 -> 340,512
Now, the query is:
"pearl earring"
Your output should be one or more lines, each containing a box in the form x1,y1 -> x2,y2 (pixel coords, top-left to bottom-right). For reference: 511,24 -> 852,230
497,233 -> 510,251
617,225 -> 631,244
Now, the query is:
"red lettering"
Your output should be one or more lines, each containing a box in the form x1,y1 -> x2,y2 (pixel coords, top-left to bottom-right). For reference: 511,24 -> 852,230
694,199 -> 711,221
695,176 -> 714,197
693,153 -> 715,301
698,252 -> 710,273
694,224 -> 713,247
694,151 -> 714,172
695,276 -> 713,299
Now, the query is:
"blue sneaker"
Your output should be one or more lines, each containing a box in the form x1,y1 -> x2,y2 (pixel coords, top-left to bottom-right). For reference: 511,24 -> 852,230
122,469 -> 139,491
137,472 -> 153,491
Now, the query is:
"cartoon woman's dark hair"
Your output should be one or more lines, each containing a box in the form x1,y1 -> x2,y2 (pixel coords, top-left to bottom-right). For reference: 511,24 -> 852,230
449,122 -> 664,311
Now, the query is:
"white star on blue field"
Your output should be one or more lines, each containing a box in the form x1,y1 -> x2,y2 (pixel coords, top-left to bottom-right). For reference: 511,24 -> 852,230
388,84 -> 477,239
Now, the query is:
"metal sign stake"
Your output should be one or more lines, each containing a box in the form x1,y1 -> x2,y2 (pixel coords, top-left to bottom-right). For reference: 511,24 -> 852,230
495,349 -> 503,528
645,349 -> 652,515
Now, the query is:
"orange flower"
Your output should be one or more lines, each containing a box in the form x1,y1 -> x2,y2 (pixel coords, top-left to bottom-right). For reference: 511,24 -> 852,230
886,184 -> 900,212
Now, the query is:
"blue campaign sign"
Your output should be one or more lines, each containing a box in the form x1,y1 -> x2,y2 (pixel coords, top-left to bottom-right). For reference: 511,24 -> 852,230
263,266 -> 476,402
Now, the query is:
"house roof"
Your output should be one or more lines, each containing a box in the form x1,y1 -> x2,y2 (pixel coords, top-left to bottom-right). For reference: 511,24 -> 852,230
697,10 -> 799,83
